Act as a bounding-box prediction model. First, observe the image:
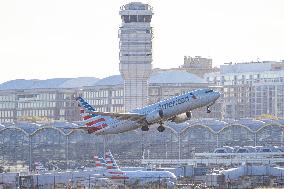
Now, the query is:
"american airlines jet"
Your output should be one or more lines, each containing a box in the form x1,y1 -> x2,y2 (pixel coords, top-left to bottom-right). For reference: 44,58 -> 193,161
95,151 -> 176,187
76,88 -> 220,135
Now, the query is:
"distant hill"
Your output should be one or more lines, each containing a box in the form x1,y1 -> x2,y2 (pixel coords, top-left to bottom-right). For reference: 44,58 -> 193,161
0,77 -> 99,90
0,70 -> 206,90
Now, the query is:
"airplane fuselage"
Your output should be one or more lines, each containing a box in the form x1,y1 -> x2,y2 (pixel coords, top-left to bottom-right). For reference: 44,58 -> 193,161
96,151 -> 176,187
96,88 -> 220,135
109,170 -> 176,186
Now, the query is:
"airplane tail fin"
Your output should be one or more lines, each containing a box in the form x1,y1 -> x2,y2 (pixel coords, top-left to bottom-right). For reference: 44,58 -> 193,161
76,97 -> 109,133
76,96 -> 96,112
103,151 -> 127,179
105,150 -> 120,170
78,108 -> 108,133
94,155 -> 106,169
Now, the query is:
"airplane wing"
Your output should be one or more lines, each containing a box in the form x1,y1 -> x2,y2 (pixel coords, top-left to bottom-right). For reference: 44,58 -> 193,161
57,126 -> 105,131
89,111 -> 146,122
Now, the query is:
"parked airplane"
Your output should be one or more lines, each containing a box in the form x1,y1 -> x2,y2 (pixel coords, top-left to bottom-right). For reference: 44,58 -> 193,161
76,88 -> 220,135
96,151 -> 176,187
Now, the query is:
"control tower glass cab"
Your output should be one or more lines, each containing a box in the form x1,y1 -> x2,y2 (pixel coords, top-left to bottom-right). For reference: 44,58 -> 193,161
119,2 -> 153,112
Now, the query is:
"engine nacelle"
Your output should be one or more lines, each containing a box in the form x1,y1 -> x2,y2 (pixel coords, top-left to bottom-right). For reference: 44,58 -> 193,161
146,109 -> 163,123
170,111 -> 192,123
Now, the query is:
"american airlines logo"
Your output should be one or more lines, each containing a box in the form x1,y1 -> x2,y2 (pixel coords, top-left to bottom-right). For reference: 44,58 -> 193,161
158,94 -> 195,110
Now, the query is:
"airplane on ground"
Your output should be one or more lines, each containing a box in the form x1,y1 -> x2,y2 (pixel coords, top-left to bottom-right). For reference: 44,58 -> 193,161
94,151 -> 176,187
76,88 -> 220,135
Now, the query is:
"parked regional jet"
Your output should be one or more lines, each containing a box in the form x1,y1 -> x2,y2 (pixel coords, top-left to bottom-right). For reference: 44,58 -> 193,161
96,151 -> 176,187
76,88 -> 220,135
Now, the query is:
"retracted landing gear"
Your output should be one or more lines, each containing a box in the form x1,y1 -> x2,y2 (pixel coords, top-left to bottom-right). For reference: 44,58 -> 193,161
207,106 -> 211,113
141,125 -> 149,131
157,123 -> 165,132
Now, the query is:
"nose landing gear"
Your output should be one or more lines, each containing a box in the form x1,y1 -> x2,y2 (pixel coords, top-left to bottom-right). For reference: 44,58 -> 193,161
207,106 -> 211,113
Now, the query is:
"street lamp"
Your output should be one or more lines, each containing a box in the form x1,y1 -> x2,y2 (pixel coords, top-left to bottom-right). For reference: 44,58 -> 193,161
165,143 -> 168,159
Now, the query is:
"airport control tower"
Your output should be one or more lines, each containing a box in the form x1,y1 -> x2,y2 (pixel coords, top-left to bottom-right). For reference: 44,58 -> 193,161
119,2 -> 153,112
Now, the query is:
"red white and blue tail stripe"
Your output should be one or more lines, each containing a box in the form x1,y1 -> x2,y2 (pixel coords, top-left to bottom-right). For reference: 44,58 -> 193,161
104,150 -> 128,179
77,97 -> 95,111
94,155 -> 106,169
76,97 -> 109,133
105,150 -> 119,170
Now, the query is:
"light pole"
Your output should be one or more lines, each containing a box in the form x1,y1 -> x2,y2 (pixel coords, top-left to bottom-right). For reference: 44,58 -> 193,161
281,131 -> 283,147
141,131 -> 144,159
178,134 -> 181,160
165,143 -> 168,159
216,133 -> 219,148
254,133 -> 257,146
66,135 -> 69,170
29,135 -> 32,173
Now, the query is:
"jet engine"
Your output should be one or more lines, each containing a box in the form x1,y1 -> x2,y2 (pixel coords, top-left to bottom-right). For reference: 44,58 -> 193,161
170,111 -> 192,123
146,109 -> 163,123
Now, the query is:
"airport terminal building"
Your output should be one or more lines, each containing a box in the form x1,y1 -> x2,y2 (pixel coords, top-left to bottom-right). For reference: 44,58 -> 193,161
1,118 -> 284,171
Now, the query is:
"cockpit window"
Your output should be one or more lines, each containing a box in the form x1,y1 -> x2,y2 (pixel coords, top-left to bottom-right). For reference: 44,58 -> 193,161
205,89 -> 214,93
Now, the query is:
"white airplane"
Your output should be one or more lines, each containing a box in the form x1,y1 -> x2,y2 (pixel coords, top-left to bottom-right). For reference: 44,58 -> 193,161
76,88 -> 220,134
94,151 -> 176,188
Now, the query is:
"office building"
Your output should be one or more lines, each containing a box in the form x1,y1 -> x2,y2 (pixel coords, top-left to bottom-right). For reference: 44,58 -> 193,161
0,89 -> 80,123
181,56 -> 219,77
206,61 -> 284,119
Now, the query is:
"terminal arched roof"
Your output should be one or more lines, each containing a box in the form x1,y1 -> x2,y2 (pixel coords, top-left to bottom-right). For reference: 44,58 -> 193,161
93,71 -> 206,86
0,119 -> 283,136
167,120 -> 227,134
232,118 -> 266,131
167,122 -> 188,133
43,121 -> 79,134
169,118 -> 284,134
149,70 -> 206,84
15,122 -> 42,134
191,119 -> 228,132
